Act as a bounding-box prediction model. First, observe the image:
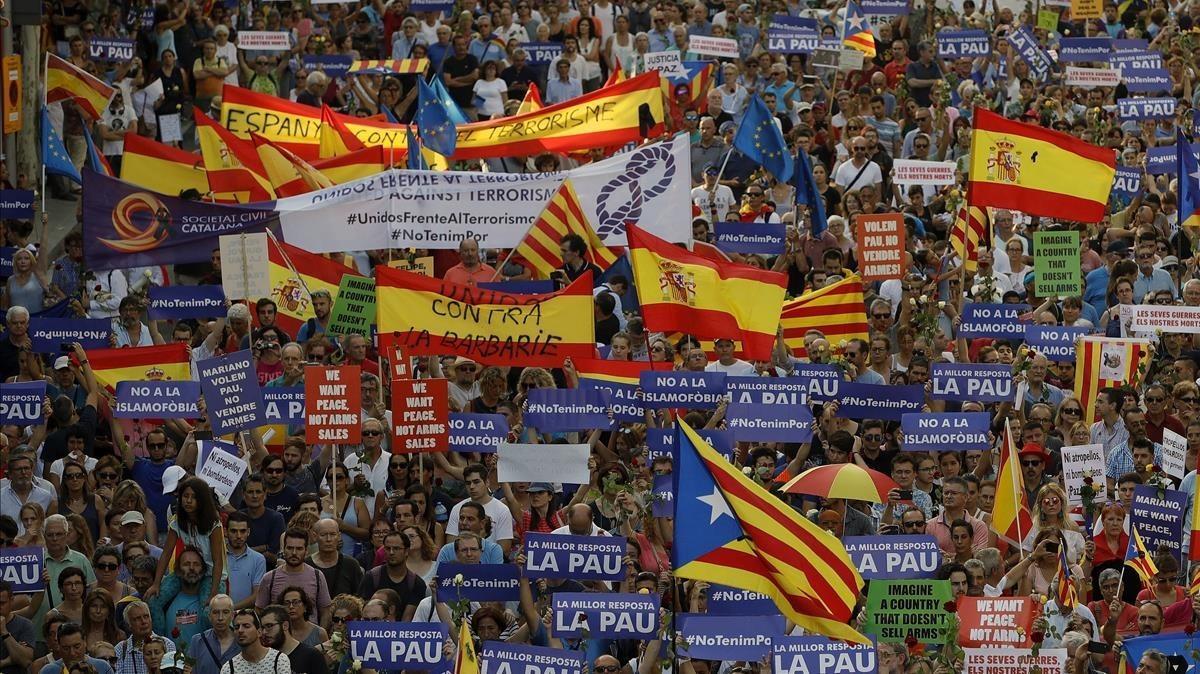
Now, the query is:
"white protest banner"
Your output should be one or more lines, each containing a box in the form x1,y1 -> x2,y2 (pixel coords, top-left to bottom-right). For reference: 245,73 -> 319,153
893,159 -> 957,185
1064,66 -> 1121,87
1162,428 -> 1187,480
688,35 -> 739,58
1130,304 -> 1200,334
219,232 -> 269,300
839,49 -> 864,71
498,443 -> 590,484
237,31 -> 292,50
644,51 -> 687,78
196,442 -> 248,502
963,648 -> 1066,674
1061,443 -> 1105,508
276,134 -> 692,251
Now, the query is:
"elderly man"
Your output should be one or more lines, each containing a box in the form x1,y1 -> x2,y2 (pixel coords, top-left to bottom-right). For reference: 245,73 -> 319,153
188,595 -> 238,674
345,417 -> 390,495
309,518 -> 364,598
0,453 -> 55,535
553,503 -> 611,536
0,306 -> 31,381
115,601 -> 175,674
443,238 -> 495,287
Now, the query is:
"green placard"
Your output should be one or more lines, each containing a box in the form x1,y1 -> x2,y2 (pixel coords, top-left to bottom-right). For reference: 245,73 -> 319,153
863,580 -> 954,644
1037,9 -> 1058,31
1033,230 -> 1081,297
328,275 -> 376,336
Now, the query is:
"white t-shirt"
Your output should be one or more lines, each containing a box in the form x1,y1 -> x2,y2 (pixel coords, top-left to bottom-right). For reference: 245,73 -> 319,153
705,359 -> 756,376
832,159 -> 883,193
216,41 -> 240,85
473,78 -> 508,117
50,454 -> 98,479
445,496 -> 515,543
691,185 -> 736,223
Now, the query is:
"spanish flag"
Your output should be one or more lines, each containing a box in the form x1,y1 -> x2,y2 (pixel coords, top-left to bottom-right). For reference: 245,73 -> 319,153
949,199 -> 988,273
1074,336 -> 1152,425
85,343 -> 192,392
194,109 -> 275,202
572,357 -> 654,385
1125,525 -> 1159,585
312,145 -> 392,185
251,133 -> 334,197
46,54 -> 114,119
992,427 -> 1033,546
780,275 -> 869,358
968,107 -> 1116,223
627,224 -> 786,361
376,266 -> 597,368
120,133 -> 211,197
516,82 -> 543,116
319,103 -> 366,159
266,235 -> 352,338
512,179 -> 620,279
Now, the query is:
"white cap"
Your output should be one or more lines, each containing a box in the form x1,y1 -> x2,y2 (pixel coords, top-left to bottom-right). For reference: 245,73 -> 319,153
120,510 -> 145,526
53,356 -> 71,370
162,465 -> 188,494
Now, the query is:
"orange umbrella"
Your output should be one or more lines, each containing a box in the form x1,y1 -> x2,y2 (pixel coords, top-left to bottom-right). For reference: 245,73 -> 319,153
778,463 -> 898,503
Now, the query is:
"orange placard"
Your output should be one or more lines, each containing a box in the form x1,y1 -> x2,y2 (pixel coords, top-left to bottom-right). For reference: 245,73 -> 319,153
304,365 -> 362,444
956,596 -> 1037,648
855,213 -> 906,282
3,56 -> 21,135
391,378 -> 449,453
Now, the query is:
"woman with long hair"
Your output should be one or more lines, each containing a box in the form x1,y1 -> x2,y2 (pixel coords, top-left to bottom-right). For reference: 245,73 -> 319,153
571,16 -> 603,90
624,511 -> 670,574
3,245 -> 49,312
1007,528 -> 1083,597
15,501 -> 46,546
1135,549 -> 1186,605
89,545 -> 132,600
147,477 -> 225,604
376,454 -> 411,518
6,346 -> 45,383
110,481 -> 158,543
82,587 -> 125,645
58,460 -> 107,543
404,483 -> 445,548
66,513 -> 95,560
1056,401 -> 1086,442
399,525 -> 437,585
323,463 -> 372,556
1026,482 -> 1086,564
318,594 -> 362,666
93,456 -> 123,512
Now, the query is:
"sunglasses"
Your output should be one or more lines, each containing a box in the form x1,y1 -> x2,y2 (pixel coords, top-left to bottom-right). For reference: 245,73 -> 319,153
95,562 -> 119,571
264,467 -> 284,473
1021,460 -> 1043,467
363,430 -> 383,436
331,616 -> 349,624
1062,408 -> 1081,415
903,521 -> 926,527
147,442 -> 166,449
391,462 -> 409,469
97,472 -> 118,480
1179,397 -> 1198,404
65,473 -> 85,480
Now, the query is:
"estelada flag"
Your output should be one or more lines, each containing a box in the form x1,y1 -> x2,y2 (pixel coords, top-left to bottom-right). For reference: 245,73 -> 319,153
46,54 -> 115,118
1074,336 -> 1152,424
85,343 -> 191,393
376,266 -> 597,368
627,224 -> 786,361
512,179 -> 620,279
1125,525 -> 1159,585
968,107 -> 1116,222
780,275 -> 869,358
120,133 -> 211,197
266,236 -> 353,338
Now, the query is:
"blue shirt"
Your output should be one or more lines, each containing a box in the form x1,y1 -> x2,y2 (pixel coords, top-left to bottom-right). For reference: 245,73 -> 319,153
226,546 -> 267,605
1084,265 -> 1109,317
1105,440 -> 1163,480
434,539 -> 504,568
1133,267 -> 1177,303
40,657 -> 114,674
165,590 -> 208,645
131,457 -> 172,533
545,77 -> 583,105
189,629 -> 240,674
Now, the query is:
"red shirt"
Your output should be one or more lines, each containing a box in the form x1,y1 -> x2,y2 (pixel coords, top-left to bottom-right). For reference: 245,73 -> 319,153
1092,531 -> 1129,566
1145,413 -> 1185,444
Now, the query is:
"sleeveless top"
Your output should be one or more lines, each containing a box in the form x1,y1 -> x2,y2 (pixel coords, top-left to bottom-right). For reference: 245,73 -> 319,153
7,274 -> 44,311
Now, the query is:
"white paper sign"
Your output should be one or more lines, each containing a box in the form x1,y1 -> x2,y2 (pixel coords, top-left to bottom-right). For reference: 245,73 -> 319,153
1131,304 -> 1200,334
157,113 -> 182,144
1064,66 -> 1121,88
1099,340 -> 1129,380
498,443 -> 590,484
687,35 -> 739,58
644,51 -> 686,78
1162,428 -> 1187,480
963,648 -> 1066,674
237,31 -> 292,50
196,443 -> 248,502
839,49 -> 864,71
1060,443 -> 1106,508
893,159 -> 957,185
219,232 -> 270,300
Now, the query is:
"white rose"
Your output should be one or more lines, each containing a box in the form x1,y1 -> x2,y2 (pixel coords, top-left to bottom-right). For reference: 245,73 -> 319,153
454,573 -> 465,586
919,294 -> 928,303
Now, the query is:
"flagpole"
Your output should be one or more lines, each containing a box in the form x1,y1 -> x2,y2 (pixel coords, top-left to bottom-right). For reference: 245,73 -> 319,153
1008,426 -> 1026,560
41,53 -> 48,214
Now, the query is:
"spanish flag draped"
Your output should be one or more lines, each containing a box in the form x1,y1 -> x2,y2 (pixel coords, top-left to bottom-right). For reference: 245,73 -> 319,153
1074,336 -> 1152,425
266,236 -> 352,338
375,266 -> 597,368
119,133 -> 211,197
512,179 -> 620,279
780,275 -> 870,358
250,133 -> 334,197
992,427 -> 1033,547
968,107 -> 1115,223
628,224 -> 786,361
46,54 -> 115,118
311,145 -> 393,185
85,343 -> 192,393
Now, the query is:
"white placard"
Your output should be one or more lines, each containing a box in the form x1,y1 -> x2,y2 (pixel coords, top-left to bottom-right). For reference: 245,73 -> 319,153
839,49 -> 864,71
219,232 -> 270,300
498,443 -> 590,484
1061,443 -> 1106,508
1162,428 -> 1187,480
196,443 -> 248,502
157,113 -> 182,144
963,648 -> 1066,674
1064,66 -> 1121,88
237,31 -> 292,50
644,51 -> 686,78
687,35 -> 739,58
893,159 -> 957,185
1099,339 -> 1130,380
1130,304 -> 1200,334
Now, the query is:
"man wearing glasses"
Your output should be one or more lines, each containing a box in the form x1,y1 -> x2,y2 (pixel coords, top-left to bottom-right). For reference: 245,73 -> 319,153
1134,243 -> 1177,303
219,610 -> 290,674
121,426 -> 174,535
832,137 -> 882,196
0,454 -> 55,536
258,605 -> 324,674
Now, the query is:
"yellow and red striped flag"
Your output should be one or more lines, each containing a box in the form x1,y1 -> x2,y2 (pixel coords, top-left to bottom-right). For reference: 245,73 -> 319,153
1055,548 -> 1077,609
348,59 -> 429,75
604,56 -> 628,87
266,235 -> 352,339
319,103 -> 367,159
841,0 -> 876,57
780,275 -> 870,358
119,133 -> 211,197
84,343 -> 192,393
1188,567 -> 1200,596
572,357 -> 654,385
993,427 -> 1033,547
512,179 -> 619,279
454,618 -> 479,674
46,54 -> 115,118
1124,525 -> 1159,585
251,133 -> 334,197
312,145 -> 392,185
194,108 -> 275,202
1191,483 -> 1200,563
516,82 -> 544,116
1074,336 -> 1153,425
949,200 -> 989,273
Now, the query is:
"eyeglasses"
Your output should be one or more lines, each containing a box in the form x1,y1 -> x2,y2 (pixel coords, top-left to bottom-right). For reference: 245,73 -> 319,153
1061,408 -> 1081,416
390,462 -> 409,469
747,192 -> 764,197
1145,397 -> 1166,403
864,434 -> 882,441
903,521 -> 926,528
914,143 -> 929,149
97,472 -> 118,480
1179,397 -> 1198,404
363,430 -> 383,436
95,562 -> 119,571
595,667 -> 620,673
1041,496 -> 1062,505
872,313 -> 891,319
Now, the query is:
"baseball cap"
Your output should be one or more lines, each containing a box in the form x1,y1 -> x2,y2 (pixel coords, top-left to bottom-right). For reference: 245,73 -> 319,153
120,511 -> 145,526
1105,239 -> 1130,254
704,163 -> 719,175
162,465 -> 188,494
53,356 -> 71,370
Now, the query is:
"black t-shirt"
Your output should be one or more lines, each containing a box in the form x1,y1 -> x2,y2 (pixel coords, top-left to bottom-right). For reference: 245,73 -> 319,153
264,485 -> 301,523
286,640 -> 328,674
0,334 -> 23,383
500,64 -> 539,98
442,54 -> 480,107
356,566 -> 427,615
42,404 -> 97,466
244,507 -> 287,554
309,554 -> 365,599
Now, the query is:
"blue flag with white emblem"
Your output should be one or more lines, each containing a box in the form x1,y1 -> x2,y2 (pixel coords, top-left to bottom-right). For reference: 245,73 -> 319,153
406,126 -> 428,171
417,77 -> 458,157
732,96 -> 792,184
41,107 -> 81,184
1179,128 -> 1200,229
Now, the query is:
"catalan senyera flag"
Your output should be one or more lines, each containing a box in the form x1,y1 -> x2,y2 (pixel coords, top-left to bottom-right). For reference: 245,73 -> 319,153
85,343 -> 191,393
266,235 -> 352,338
628,224 -> 786,361
1189,567 -> 1200,596
194,109 -> 275,202
250,133 -> 334,197
376,265 -> 597,368
1074,336 -> 1153,425
1124,525 -> 1159,585
512,179 -> 620,279
968,107 -> 1116,222
319,103 -> 366,158
992,427 -> 1033,547
1177,128 -> 1200,229
1055,548 -> 1077,609
841,0 -> 876,58
454,618 -> 479,674
780,275 -> 869,358
516,82 -> 543,116
673,420 -> 867,643
46,54 -> 115,119
348,59 -> 429,75
949,202 -> 988,273
120,133 -> 211,197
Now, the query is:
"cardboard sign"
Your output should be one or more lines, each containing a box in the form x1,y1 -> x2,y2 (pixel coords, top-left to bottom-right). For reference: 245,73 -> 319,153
347,622 -> 447,670
835,382 -> 924,421
480,642 -> 583,674
1070,0 -> 1102,19
28,317 -> 111,352
0,189 -> 34,219
652,473 -> 674,517
197,351 -> 266,436
646,427 -> 734,462
435,563 -> 521,601
727,402 -> 814,442
236,31 -> 292,50
678,614 -> 784,660
901,413 -> 991,451
263,386 -> 305,424
707,584 -> 777,616
1130,305 -> 1200,334
726,377 -> 809,405
1059,37 -> 1110,61
329,275 -> 376,337
88,37 -> 135,62
1162,428 -> 1187,481
390,378 -> 448,453
578,377 -> 645,422
843,535 -> 940,579
640,371 -> 727,409
893,159 -> 956,185
552,593 -> 659,639
1033,230 -> 1080,297
305,365 -> 362,444
957,597 -> 1037,648
498,443 -> 590,483
644,51 -> 686,78
1118,96 -> 1176,120
524,388 -> 613,432
114,381 -> 201,419
0,547 -> 44,593
522,42 -> 564,64
713,222 -> 786,255
148,285 -> 227,320
963,648 -> 1066,674
766,16 -> 820,54
936,30 -> 990,58
688,36 -> 739,58
219,233 -> 269,300
1065,66 -> 1121,87
1060,443 -> 1105,509
854,213 -> 905,281
196,440 -> 248,502
863,580 -> 954,644
1036,9 -> 1059,31
1024,325 -> 1089,362
524,533 -> 626,580
387,255 -> 435,276
0,381 -> 45,426
1007,26 -> 1054,80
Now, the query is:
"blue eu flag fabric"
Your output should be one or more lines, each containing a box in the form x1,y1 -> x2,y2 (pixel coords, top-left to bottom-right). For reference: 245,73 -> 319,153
431,76 -> 470,126
406,126 -> 429,171
732,96 -> 792,184
1177,129 -> 1200,229
416,77 -> 458,157
793,150 -> 827,236
41,107 -> 81,184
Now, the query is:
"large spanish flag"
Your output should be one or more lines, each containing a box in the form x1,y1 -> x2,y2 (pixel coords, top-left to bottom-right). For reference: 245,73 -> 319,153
512,179 -> 620,279
250,133 -> 334,197
46,54 -> 115,118
627,224 -> 786,361
266,236 -> 352,338
194,109 -> 275,203
968,107 -> 1115,223
319,103 -> 366,158
85,343 -> 192,392
1074,336 -> 1152,425
780,275 -> 869,358
220,71 -> 665,161
120,133 -> 211,197
312,145 -> 392,185
376,266 -> 597,368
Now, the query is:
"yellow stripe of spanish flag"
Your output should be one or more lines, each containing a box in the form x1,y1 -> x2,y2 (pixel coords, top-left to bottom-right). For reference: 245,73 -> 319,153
86,343 -> 192,393
120,133 -> 211,196
572,357 -> 653,385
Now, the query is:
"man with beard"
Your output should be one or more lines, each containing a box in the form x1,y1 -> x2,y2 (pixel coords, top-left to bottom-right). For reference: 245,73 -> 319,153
219,610 -> 289,674
296,291 -> 333,344
261,455 -> 300,523
356,531 -> 424,620
161,547 -> 210,644
239,476 -> 285,565
278,437 -> 330,497
122,427 -> 175,533
308,519 -> 363,599
114,297 -> 152,347
188,595 -> 238,674
255,530 -> 331,626
258,606 -> 326,674
224,513 -> 265,610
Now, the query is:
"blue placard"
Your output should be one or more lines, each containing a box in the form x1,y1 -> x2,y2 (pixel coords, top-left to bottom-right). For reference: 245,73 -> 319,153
524,532 -> 626,580
936,30 -> 989,58
302,54 -> 353,79
523,42 -> 564,64
835,382 -> 923,421
1024,325 -> 1089,362
1194,110 -> 1200,136
88,37 -> 135,62
0,247 -> 15,277
1111,165 -> 1143,202
861,0 -> 908,14
263,386 -> 305,424
678,614 -> 785,660
773,636 -> 878,674
1109,49 -> 1162,69
713,222 -> 785,255
148,285 -> 227,320
0,190 -> 34,219
1118,96 -> 1175,121
552,592 -> 659,639
449,412 -> 508,453
901,412 -> 991,451
958,303 -> 1029,339
727,402 -> 814,442
726,376 -> 809,405
407,0 -> 455,11
435,563 -> 520,601
578,378 -> 644,422
114,380 -> 201,419
480,642 -> 584,674
140,7 -> 154,29
652,473 -> 674,517
28,317 -> 112,352
766,15 -> 819,53
793,363 -> 842,401
646,427 -> 733,462
843,534 -> 940,579
640,371 -> 727,409
1112,38 -> 1148,51
476,280 -> 557,294
1130,484 -> 1186,565
0,381 -> 45,426
1146,143 -> 1200,175
348,622 -> 447,670
524,387 -> 612,432
1007,26 -> 1053,80
707,584 -> 777,615
0,547 -> 45,593
931,363 -> 1013,402
1058,37 -> 1111,62
1124,68 -> 1172,93
197,351 -> 267,436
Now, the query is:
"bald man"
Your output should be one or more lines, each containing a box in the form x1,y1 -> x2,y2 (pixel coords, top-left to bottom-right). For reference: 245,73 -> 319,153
309,518 -> 364,598
443,238 -> 496,287
190,595 -> 238,674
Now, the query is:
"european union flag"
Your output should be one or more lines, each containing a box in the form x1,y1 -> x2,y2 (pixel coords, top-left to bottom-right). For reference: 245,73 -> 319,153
417,77 -> 458,157
41,107 -> 81,184
1178,129 -> 1200,228
82,124 -> 113,177
431,76 -> 469,126
793,150 -> 827,236
732,96 -> 792,184
406,126 -> 429,171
